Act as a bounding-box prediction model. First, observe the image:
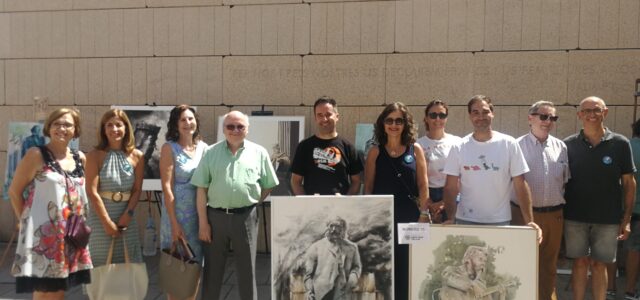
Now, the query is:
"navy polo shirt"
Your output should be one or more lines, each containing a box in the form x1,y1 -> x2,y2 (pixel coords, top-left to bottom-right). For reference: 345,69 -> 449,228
564,128 -> 636,224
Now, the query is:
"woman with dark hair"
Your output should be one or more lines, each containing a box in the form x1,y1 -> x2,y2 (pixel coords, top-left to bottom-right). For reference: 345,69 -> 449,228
86,109 -> 145,270
364,102 -> 430,300
416,100 -> 461,223
9,108 -> 92,299
159,104 -> 207,300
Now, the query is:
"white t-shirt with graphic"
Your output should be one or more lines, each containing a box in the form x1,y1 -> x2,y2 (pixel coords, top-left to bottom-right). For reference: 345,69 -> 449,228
443,131 -> 529,223
417,133 -> 462,188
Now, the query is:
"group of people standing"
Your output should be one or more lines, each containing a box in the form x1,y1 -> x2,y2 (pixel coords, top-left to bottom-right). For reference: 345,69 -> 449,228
290,95 -> 638,300
6,94 -> 639,300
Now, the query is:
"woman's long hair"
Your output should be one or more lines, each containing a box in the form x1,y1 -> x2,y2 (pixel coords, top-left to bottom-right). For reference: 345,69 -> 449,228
374,102 -> 417,146
165,104 -> 202,142
95,109 -> 136,153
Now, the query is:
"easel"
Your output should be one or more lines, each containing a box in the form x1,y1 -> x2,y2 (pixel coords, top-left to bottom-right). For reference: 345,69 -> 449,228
251,106 -> 274,253
142,190 -> 163,215
0,97 -> 49,267
0,227 -> 17,268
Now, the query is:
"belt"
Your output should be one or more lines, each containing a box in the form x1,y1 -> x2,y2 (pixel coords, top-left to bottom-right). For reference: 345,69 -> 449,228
209,204 -> 256,215
511,201 -> 563,213
99,191 -> 131,202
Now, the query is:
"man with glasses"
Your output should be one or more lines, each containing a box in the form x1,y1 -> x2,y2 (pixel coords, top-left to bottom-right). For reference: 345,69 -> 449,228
564,97 -> 636,300
191,111 -> 279,300
442,95 -> 542,238
291,96 -> 363,195
510,100 -> 569,300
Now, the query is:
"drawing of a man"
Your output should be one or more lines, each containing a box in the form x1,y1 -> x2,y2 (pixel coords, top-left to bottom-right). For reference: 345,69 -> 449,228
303,216 -> 362,300
440,246 -> 491,300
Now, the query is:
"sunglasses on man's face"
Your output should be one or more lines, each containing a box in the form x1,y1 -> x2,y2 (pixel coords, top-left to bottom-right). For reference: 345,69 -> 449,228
384,117 -> 405,126
225,124 -> 246,131
427,112 -> 448,120
531,113 -> 559,122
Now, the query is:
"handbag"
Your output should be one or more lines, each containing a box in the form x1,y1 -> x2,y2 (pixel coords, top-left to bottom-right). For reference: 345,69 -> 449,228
86,237 -> 149,300
44,145 -> 92,250
159,239 -> 201,298
65,213 -> 91,249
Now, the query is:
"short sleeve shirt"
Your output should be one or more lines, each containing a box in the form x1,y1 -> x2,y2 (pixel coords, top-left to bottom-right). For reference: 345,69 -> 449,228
190,140 -> 279,208
443,131 -> 529,223
417,133 -> 462,188
564,128 -> 636,224
512,132 -> 569,208
290,135 -> 363,195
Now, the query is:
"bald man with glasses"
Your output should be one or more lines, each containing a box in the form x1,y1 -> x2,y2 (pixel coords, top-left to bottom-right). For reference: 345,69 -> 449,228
563,97 -> 637,300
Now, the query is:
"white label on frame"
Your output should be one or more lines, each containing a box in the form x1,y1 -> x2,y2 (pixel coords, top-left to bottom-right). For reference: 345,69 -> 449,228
398,223 -> 430,244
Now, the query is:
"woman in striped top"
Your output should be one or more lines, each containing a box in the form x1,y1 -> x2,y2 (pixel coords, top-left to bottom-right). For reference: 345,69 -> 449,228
85,109 -> 145,269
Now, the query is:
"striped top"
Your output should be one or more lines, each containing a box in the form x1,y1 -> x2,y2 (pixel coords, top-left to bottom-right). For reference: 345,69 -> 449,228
98,150 -> 134,192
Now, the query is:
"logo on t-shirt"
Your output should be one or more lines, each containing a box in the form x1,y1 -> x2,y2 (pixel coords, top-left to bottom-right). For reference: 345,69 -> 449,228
313,147 -> 342,172
462,155 -> 500,171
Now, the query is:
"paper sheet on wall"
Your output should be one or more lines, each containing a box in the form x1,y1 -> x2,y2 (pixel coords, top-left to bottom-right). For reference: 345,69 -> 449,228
398,223 -> 430,244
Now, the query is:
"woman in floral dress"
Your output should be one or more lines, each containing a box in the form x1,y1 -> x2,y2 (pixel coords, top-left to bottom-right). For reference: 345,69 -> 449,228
159,104 -> 206,300
9,108 -> 92,299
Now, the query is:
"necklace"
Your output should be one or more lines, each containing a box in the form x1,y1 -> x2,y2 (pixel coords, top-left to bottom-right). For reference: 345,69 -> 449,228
386,145 -> 404,157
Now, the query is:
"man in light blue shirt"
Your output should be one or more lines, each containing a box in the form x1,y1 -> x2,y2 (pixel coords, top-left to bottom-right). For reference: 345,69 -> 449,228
191,111 -> 278,300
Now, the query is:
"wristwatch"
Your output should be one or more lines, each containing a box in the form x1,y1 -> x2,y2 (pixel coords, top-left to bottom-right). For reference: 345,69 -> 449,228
126,209 -> 135,217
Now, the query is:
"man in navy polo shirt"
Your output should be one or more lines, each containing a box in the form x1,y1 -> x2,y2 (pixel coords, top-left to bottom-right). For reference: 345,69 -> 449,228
564,96 -> 637,300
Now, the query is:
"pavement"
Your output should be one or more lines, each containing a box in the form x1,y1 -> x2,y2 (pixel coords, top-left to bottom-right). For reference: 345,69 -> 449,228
0,242 -> 634,299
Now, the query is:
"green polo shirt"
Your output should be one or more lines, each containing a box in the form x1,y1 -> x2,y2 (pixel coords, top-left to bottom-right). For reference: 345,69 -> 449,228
190,139 -> 279,208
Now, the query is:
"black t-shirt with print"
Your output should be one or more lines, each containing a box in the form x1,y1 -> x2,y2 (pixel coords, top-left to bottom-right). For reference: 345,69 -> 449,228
290,135 -> 363,195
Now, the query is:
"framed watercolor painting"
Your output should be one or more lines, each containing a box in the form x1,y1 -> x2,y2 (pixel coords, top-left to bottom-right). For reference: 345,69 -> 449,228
410,225 -> 537,300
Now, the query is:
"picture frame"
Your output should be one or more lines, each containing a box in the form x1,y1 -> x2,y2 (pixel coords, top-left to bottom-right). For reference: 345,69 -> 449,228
3,122 -> 79,200
410,225 -> 537,300
216,116 -> 304,196
270,195 -> 394,300
113,105 -> 175,191
355,123 -> 376,162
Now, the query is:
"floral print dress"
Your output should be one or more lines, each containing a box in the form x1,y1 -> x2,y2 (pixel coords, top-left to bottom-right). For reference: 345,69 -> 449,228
12,147 -> 92,293
160,141 -> 206,263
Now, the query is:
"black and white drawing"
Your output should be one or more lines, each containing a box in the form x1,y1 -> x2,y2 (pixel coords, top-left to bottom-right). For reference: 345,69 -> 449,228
271,195 -> 394,300
217,116 -> 304,196
411,225 -> 537,300
115,106 -> 173,191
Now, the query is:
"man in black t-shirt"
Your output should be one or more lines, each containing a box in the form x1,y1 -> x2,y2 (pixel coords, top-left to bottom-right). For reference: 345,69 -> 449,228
290,97 -> 363,195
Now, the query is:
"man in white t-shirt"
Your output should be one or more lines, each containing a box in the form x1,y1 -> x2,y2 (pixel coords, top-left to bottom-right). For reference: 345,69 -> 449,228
443,95 -> 542,240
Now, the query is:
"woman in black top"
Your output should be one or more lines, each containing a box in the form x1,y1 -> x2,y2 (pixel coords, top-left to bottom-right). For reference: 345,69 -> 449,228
364,102 -> 430,300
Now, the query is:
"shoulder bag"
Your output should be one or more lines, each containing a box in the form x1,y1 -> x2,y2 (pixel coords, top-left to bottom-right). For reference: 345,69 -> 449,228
86,237 -> 149,300
159,238 -> 201,298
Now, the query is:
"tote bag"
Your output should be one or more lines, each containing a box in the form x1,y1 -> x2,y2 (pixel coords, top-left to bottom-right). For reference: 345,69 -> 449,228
158,239 -> 201,298
86,237 -> 148,300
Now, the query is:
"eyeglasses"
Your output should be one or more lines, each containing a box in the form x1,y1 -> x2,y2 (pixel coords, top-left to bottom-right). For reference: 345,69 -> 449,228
428,112 -> 448,119
581,108 -> 604,115
52,122 -> 75,129
531,113 -> 559,122
384,118 -> 405,126
225,124 -> 246,131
